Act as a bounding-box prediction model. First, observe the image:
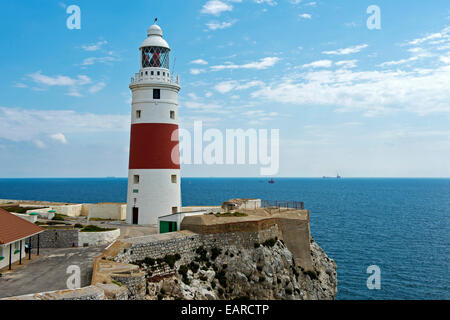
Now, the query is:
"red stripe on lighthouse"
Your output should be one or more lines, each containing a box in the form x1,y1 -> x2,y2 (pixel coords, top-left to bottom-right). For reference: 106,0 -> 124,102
129,123 -> 180,169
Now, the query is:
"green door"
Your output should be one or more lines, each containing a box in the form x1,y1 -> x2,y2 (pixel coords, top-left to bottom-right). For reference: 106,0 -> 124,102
160,221 -> 170,233
160,221 -> 177,234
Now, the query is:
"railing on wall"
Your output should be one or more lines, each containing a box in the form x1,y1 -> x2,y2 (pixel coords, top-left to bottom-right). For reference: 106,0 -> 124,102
261,200 -> 304,213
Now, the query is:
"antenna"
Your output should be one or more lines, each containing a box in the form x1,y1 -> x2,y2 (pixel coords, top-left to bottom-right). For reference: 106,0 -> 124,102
154,17 -> 158,24
171,57 -> 176,78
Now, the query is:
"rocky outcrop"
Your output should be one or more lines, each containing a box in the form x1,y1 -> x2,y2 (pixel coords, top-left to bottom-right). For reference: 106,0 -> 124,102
142,238 -> 337,300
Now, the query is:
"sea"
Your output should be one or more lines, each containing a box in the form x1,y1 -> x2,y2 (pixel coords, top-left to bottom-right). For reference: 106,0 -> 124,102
0,177 -> 448,300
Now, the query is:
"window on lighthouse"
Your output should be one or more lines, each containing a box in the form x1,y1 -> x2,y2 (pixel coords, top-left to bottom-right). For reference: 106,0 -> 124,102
136,110 -> 141,119
153,89 -> 160,99
170,110 -> 175,119
171,175 -> 177,183
133,175 -> 140,184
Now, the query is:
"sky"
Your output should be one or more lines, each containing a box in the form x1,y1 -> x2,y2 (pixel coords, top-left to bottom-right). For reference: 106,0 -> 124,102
0,0 -> 449,178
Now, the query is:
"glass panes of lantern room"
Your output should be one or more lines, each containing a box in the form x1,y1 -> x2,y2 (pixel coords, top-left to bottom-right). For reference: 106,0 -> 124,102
142,47 -> 170,69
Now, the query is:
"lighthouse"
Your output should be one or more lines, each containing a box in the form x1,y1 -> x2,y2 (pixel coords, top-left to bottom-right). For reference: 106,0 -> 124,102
126,22 -> 181,225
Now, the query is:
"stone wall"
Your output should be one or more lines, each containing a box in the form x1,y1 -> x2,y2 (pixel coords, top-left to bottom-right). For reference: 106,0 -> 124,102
110,273 -> 146,300
79,229 -> 120,247
31,228 -> 79,248
1,285 -> 106,300
112,225 -> 282,281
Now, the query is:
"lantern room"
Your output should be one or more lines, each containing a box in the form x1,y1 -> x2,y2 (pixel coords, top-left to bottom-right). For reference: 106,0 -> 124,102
140,23 -> 170,70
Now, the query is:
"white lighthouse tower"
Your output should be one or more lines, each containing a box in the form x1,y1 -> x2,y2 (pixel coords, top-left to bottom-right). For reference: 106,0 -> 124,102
126,22 -> 181,225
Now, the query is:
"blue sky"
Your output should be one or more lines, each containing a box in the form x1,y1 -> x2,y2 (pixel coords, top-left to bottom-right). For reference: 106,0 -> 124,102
0,0 -> 449,177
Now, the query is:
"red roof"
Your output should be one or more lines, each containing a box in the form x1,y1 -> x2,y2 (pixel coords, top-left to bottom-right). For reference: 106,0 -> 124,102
0,208 -> 44,245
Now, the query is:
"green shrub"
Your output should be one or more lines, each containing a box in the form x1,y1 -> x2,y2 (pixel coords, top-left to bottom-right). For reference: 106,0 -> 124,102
144,257 -> 156,266
262,238 -> 277,247
211,281 -> 216,289
215,270 -> 227,288
74,223 -> 84,228
178,265 -> 188,277
285,288 -> 293,295
210,247 -> 222,260
189,261 -> 199,273
52,214 -> 65,221
304,270 -> 318,280
163,254 -> 181,268
80,225 -> 115,232
195,246 -> 208,263
254,242 -> 260,248
218,288 -> 224,296
259,276 -> 265,283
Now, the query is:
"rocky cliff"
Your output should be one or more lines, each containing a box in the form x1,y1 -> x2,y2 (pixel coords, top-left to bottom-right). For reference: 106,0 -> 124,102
142,237 -> 337,300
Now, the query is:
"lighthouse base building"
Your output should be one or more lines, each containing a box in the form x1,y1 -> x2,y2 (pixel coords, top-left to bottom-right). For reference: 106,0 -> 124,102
126,23 -> 181,225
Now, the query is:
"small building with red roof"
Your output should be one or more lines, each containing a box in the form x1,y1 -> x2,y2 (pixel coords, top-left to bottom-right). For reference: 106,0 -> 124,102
0,208 -> 44,270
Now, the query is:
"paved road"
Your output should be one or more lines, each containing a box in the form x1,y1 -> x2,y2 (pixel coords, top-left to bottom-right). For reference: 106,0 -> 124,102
0,246 -> 105,299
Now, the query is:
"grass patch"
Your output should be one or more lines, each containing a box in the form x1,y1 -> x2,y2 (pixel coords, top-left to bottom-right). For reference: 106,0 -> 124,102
80,225 -> 116,232
111,279 -> 123,287
52,214 -> 66,221
215,212 -> 248,217
2,206 -> 42,214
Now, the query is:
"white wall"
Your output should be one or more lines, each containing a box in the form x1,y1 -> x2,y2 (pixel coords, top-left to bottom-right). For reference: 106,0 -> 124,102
12,213 -> 37,223
52,204 -> 83,217
78,229 -> 120,247
0,240 -> 27,270
87,203 -> 126,220
127,169 -> 181,225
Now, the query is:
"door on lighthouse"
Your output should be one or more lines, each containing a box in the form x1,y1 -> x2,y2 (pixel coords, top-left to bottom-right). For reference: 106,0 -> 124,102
132,207 -> 139,225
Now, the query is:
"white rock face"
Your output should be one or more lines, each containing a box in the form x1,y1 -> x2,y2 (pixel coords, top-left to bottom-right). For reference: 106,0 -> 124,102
143,238 -> 337,300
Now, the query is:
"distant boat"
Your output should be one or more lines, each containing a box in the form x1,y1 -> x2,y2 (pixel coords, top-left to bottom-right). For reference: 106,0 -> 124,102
336,173 -> 342,179
268,178 -> 275,184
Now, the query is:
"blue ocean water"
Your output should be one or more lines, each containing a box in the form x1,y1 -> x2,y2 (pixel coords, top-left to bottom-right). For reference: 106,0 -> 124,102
0,177 -> 448,300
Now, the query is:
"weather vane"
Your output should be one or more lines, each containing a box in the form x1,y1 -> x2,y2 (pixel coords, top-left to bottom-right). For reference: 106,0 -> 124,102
154,17 -> 158,24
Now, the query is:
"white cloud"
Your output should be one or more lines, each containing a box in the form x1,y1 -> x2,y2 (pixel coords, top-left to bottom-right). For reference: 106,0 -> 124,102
190,68 -> 206,75
299,13 -> 312,19
50,133 -> 68,144
214,80 -> 264,93
0,106 -> 129,143
335,60 -> 358,68
201,0 -> 233,15
211,57 -> 280,70
26,71 -> 105,97
301,60 -> 332,68
322,44 -> 368,55
28,71 -> 91,87
89,82 -> 106,93
81,40 -> 107,52
251,65 -> 450,116
80,56 -> 119,66
190,59 -> 208,65
408,27 -> 450,45
378,56 -> 419,67
33,140 -> 46,149
206,20 -> 236,30
254,0 -> 277,6
440,54 -> 450,64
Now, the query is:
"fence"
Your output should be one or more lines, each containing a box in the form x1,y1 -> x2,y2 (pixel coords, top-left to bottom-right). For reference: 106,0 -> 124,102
261,200 -> 304,213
